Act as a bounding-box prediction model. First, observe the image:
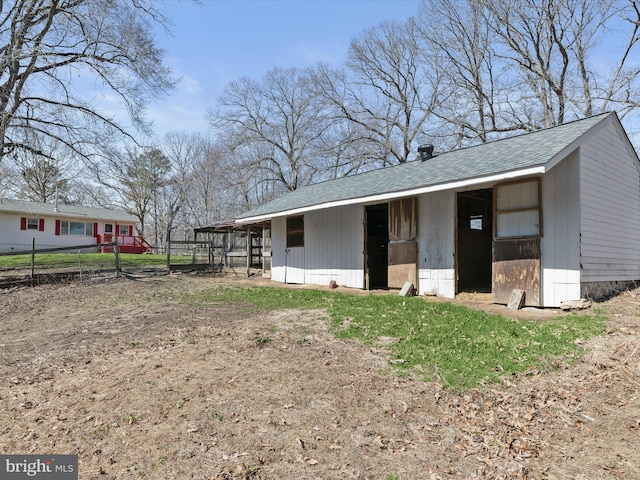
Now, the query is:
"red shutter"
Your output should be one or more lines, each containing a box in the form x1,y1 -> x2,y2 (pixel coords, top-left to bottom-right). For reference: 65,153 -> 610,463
93,222 -> 98,237
20,217 -> 27,230
55,220 -> 61,236
39,218 -> 45,231
115,224 -> 119,236
128,225 -> 133,236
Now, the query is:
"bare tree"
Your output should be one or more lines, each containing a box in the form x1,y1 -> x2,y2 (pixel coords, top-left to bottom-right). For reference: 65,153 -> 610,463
483,0 -> 640,127
221,141 -> 291,212
156,131 -> 203,246
0,159 -> 20,198
3,135 -> 77,202
0,0 -> 175,163
310,64 -> 388,171
88,147 -> 170,237
66,179 -> 112,208
185,140 -> 239,224
417,0 -> 532,146
209,67 -> 334,194
314,19 -> 442,166
317,120 -> 386,178
17,158 -> 68,202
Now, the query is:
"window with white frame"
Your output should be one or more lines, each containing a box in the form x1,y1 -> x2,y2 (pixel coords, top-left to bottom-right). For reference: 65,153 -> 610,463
26,218 -> 39,230
495,179 -> 541,238
60,221 -> 94,236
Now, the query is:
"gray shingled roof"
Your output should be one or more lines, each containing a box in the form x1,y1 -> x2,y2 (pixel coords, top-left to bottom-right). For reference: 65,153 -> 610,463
0,199 -> 138,223
237,113 -> 613,221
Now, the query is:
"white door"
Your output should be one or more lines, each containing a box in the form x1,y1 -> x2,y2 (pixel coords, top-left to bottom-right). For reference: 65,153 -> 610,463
284,247 -> 305,284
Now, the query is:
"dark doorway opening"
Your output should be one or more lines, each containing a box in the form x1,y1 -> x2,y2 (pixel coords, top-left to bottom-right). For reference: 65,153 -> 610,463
365,203 -> 389,289
457,189 -> 493,292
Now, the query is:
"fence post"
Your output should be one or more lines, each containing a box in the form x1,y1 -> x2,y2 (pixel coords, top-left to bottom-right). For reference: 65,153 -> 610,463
246,225 -> 251,277
114,237 -> 121,277
31,237 -> 35,281
166,239 -> 171,273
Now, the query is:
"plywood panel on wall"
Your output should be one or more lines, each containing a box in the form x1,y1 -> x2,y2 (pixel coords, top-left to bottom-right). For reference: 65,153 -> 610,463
493,259 -> 540,306
389,198 -> 417,241
492,238 -> 541,306
388,240 -> 417,288
388,198 -> 417,289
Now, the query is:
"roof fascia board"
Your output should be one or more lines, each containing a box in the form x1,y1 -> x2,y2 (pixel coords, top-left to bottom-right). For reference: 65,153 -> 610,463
237,165 -> 546,224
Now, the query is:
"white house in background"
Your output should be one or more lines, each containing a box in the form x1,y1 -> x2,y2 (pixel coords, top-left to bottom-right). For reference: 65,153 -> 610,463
235,112 -> 640,308
0,199 -> 152,254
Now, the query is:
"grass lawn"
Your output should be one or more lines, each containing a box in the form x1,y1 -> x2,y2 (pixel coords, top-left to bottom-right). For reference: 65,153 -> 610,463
0,252 -> 194,271
173,285 -> 606,391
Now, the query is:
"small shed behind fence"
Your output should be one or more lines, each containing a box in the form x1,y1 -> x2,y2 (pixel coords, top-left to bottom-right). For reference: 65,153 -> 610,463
194,221 -> 267,276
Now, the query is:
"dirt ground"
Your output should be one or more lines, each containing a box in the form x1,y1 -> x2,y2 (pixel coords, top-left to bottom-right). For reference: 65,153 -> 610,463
0,273 -> 638,480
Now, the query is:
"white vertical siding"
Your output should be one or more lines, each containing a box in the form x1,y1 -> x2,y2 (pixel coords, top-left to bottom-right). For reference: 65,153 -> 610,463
417,190 -> 455,298
270,217 -> 287,283
269,205 -> 365,289
285,247 -> 306,284
541,151 -> 581,307
579,120 -> 640,282
304,205 -> 364,288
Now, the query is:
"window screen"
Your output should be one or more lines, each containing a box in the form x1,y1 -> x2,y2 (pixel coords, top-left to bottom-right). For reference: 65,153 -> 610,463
286,216 -> 304,247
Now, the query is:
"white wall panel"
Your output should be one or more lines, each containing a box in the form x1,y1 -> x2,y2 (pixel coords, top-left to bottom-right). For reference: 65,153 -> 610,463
270,216 -> 287,283
541,150 -> 581,307
417,190 -> 455,297
304,205 -> 364,289
269,206 -> 364,288
579,120 -> 640,282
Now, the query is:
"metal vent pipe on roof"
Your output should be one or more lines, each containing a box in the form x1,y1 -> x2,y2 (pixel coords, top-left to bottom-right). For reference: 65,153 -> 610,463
418,144 -> 435,161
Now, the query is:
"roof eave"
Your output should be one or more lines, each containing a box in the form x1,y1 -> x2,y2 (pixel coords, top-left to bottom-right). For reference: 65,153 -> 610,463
236,165 -> 546,224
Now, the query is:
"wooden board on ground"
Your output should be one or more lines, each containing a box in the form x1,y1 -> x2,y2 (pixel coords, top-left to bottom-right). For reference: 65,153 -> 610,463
507,289 -> 526,310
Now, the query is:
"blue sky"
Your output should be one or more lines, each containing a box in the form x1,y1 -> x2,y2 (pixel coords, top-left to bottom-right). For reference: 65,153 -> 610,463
146,0 -> 420,138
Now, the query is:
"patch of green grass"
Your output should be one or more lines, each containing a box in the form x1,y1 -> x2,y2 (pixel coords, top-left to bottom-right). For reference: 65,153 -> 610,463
332,295 -> 606,389
124,414 -> 141,425
255,335 -> 272,346
0,252 -> 174,270
181,285 -> 331,310
181,286 -> 606,390
173,397 -> 190,409
209,411 -> 224,422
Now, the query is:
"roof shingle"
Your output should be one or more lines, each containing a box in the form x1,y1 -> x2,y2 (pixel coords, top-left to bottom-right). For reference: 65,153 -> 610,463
238,113 -> 613,220
0,199 -> 137,223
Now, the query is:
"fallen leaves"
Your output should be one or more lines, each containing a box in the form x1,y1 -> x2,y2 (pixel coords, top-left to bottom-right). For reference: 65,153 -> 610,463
1,276 -> 639,480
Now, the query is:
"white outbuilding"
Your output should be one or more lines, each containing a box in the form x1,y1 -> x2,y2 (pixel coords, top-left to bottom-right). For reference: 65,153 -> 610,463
236,112 -> 640,307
